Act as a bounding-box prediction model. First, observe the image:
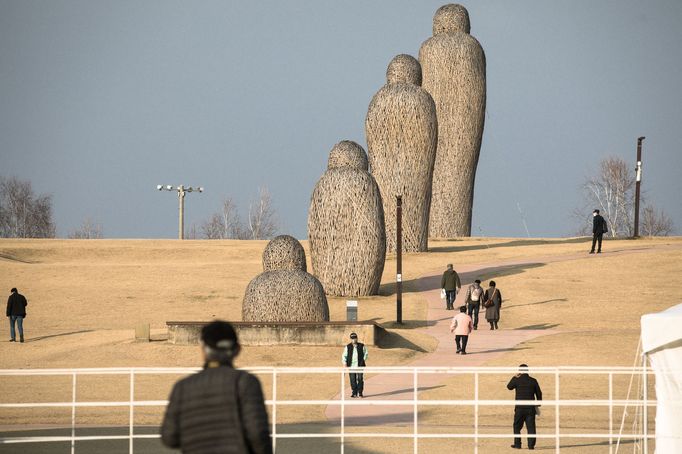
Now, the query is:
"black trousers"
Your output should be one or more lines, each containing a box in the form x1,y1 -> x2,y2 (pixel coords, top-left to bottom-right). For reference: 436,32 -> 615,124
445,290 -> 456,309
455,335 -> 468,353
591,233 -> 603,252
513,408 -> 537,448
467,302 -> 480,327
349,372 -> 364,395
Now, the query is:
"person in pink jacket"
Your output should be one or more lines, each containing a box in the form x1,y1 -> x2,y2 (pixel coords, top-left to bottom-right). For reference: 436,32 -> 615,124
449,305 -> 474,355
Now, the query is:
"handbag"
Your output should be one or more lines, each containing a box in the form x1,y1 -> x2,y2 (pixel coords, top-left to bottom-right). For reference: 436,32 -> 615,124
440,288 -> 446,300
483,289 -> 497,308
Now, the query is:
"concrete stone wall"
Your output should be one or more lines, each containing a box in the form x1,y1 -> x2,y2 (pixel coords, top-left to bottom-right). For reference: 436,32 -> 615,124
167,321 -> 385,347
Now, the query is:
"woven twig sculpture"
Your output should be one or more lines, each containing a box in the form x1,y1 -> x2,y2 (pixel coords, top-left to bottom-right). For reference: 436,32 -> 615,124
420,4 -> 486,238
242,236 -> 329,322
308,141 -> 386,296
366,54 -> 437,252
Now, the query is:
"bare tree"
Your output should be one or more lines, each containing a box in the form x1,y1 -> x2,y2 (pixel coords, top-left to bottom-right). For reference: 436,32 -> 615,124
641,204 -> 675,237
201,197 -> 244,239
68,218 -> 103,239
0,176 -> 56,238
247,187 -> 278,240
577,156 -> 635,237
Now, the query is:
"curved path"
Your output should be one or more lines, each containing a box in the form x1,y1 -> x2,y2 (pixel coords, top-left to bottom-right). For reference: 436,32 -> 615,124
325,243 -> 681,426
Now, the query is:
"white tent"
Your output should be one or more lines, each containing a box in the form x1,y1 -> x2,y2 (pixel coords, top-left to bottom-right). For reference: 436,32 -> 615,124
641,303 -> 682,453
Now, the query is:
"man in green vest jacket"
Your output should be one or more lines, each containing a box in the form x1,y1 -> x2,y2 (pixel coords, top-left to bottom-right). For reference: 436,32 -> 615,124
342,332 -> 368,398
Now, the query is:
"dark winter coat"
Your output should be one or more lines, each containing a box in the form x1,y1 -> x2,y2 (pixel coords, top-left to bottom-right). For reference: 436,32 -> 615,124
441,269 -> 461,291
6,292 -> 27,317
593,214 -> 607,235
507,373 -> 543,412
161,364 -> 272,454
483,287 -> 502,322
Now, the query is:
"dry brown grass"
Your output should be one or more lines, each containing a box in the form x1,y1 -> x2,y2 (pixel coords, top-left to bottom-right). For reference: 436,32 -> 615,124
366,54 -> 437,253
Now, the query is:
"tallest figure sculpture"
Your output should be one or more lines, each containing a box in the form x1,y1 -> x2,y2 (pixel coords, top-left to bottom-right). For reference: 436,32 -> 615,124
420,4 -> 486,237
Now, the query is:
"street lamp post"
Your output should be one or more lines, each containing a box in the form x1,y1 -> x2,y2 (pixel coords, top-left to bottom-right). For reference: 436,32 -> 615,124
157,185 -> 204,239
633,137 -> 645,238
396,195 -> 403,325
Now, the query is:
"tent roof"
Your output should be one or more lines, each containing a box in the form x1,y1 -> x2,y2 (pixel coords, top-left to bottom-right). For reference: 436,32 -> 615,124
641,303 -> 682,353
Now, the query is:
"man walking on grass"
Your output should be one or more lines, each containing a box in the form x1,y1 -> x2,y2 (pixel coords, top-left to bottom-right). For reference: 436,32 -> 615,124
441,264 -> 461,311
590,209 -> 608,254
7,288 -> 27,343
507,364 -> 543,450
342,332 -> 368,398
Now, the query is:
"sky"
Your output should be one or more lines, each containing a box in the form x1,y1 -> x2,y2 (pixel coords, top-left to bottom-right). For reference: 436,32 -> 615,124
1,0 -> 681,239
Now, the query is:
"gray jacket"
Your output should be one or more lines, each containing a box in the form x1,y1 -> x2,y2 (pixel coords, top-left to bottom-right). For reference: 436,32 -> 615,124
161,365 -> 272,454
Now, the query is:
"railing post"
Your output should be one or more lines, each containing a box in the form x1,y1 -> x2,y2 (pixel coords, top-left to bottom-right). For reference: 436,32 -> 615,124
474,371 -> 479,454
555,370 -> 560,454
642,359 -> 648,454
272,370 -> 277,453
71,372 -> 77,454
341,368 -> 345,454
413,369 -> 418,454
129,370 -> 135,454
608,372 -> 613,454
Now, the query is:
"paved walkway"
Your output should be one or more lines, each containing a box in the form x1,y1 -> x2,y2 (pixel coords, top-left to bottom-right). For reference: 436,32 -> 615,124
325,243 -> 682,426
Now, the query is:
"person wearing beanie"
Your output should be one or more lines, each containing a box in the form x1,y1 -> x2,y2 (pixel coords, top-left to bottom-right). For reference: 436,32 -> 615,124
161,321 -> 272,454
342,332 -> 368,398
507,364 -> 543,450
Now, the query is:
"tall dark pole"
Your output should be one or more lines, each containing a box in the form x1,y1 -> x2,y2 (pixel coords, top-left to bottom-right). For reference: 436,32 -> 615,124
634,136 -> 645,238
396,195 -> 403,324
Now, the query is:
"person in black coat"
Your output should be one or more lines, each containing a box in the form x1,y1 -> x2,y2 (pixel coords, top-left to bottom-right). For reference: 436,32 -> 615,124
161,321 -> 272,454
590,209 -> 608,254
507,364 -> 543,450
6,288 -> 27,343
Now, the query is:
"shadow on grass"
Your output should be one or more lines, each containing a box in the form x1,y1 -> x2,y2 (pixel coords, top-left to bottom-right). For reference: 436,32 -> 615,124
26,330 -> 95,342
428,237 -> 591,254
514,324 -> 560,330
377,330 -> 429,352
506,298 -> 567,309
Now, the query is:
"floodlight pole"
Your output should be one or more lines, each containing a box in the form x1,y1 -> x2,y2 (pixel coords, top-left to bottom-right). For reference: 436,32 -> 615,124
396,195 -> 403,325
157,185 -> 203,240
633,136 -> 645,238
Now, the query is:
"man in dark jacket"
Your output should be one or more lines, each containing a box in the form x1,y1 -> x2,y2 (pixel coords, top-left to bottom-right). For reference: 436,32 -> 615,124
161,321 -> 272,454
6,288 -> 27,343
441,264 -> 461,310
507,364 -> 543,450
590,209 -> 608,254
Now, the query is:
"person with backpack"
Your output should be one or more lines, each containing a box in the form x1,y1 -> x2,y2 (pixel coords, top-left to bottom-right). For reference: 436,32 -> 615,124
440,264 -> 461,310
590,209 -> 608,254
465,279 -> 484,330
161,321 -> 272,454
483,281 -> 502,330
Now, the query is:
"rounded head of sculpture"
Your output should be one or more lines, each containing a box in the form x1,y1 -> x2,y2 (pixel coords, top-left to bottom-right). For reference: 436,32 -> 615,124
262,234 -> 307,272
386,54 -> 422,86
433,3 -> 470,35
327,140 -> 369,171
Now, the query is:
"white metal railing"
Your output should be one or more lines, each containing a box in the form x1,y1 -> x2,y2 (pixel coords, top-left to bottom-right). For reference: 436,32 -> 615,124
0,366 -> 659,453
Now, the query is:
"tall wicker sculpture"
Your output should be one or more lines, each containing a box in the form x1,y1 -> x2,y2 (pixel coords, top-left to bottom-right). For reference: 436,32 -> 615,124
308,141 -> 386,296
242,235 -> 329,322
420,4 -> 486,237
366,54 -> 438,253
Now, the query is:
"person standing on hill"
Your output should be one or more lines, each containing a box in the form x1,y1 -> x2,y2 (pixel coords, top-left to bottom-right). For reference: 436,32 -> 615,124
590,209 -> 608,254
465,279 -> 484,330
7,288 -> 27,343
342,332 -> 368,398
449,305 -> 473,355
507,364 -> 543,450
161,321 -> 272,454
483,280 -> 502,330
441,264 -> 461,310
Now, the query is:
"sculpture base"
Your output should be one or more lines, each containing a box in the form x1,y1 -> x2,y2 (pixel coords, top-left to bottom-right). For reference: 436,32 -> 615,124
166,321 -> 386,346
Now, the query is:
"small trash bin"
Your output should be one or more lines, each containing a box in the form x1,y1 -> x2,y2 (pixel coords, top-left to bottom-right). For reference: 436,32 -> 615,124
346,300 -> 358,321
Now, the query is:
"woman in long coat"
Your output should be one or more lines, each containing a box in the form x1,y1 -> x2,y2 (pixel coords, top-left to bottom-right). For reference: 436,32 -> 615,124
483,280 -> 502,330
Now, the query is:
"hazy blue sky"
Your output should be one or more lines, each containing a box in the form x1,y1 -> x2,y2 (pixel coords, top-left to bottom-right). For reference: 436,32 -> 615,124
1,0 -> 680,239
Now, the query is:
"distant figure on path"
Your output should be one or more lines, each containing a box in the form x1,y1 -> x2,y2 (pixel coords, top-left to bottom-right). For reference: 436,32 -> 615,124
161,321 -> 272,454
590,209 -> 608,254
465,279 -> 483,330
342,332 -> 368,398
441,264 -> 461,310
507,364 -> 543,450
449,305 -> 473,355
483,280 -> 502,330
7,288 -> 27,343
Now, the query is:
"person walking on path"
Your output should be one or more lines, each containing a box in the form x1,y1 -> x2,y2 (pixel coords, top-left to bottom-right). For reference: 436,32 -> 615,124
441,264 -> 461,310
161,321 -> 272,454
342,332 -> 368,398
464,279 -> 484,330
449,305 -> 473,355
590,209 -> 608,254
483,280 -> 502,330
6,288 -> 27,343
507,364 -> 543,450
